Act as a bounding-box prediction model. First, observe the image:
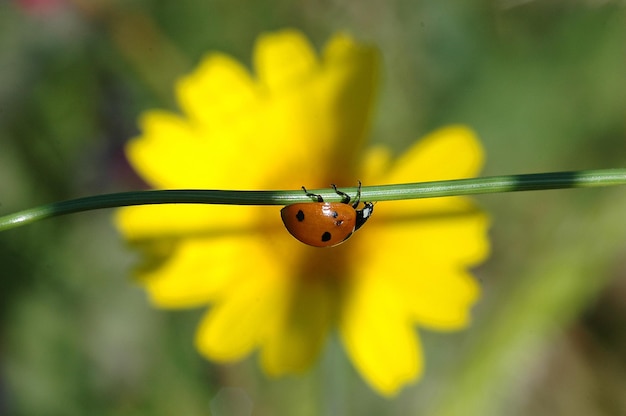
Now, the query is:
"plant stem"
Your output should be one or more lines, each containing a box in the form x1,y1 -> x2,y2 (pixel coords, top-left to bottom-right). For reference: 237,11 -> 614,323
1,169 -> 625,232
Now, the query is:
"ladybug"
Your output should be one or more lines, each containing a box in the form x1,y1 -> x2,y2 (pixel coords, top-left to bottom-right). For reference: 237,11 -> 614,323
280,182 -> 374,247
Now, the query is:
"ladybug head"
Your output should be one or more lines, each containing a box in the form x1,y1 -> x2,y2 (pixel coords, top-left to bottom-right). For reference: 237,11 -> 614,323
354,202 -> 374,231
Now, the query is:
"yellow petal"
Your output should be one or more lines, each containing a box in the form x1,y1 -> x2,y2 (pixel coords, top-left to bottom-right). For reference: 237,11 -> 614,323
354,201 -> 488,329
126,110 -> 210,188
359,145 -> 393,183
406,269 -> 480,330
339,274 -> 422,396
137,236 -> 277,308
177,53 -> 258,127
115,204 -> 262,242
125,108 -> 276,190
384,125 -> 484,184
353,125 -> 489,331
195,271 -> 282,361
253,29 -> 379,179
318,32 -> 379,167
260,278 -> 335,375
362,220 -> 482,329
254,29 -> 319,93
373,200 -> 490,266
197,266 -> 334,371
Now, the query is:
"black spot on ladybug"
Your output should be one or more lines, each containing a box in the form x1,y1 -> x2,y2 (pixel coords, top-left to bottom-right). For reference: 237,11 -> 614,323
321,231 -> 332,242
331,211 -> 339,218
335,220 -> 343,226
296,210 -> 305,222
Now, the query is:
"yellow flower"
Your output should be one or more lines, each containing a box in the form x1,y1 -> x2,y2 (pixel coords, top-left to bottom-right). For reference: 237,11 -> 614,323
115,29 -> 489,397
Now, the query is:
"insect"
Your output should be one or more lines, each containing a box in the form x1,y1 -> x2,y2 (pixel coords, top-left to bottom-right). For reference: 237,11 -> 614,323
280,182 -> 374,247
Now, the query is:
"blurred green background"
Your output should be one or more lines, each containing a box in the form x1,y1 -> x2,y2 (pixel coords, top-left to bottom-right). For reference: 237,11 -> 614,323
1,0 -> 625,415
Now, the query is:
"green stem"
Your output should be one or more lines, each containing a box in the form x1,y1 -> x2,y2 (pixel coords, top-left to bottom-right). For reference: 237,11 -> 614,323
1,169 -> 625,232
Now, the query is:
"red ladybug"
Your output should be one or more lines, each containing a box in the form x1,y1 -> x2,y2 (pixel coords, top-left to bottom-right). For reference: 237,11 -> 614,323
280,182 -> 374,247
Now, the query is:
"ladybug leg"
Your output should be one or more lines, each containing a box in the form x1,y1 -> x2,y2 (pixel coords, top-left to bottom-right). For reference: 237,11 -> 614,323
302,186 -> 323,202
352,180 -> 362,208
331,184 -> 351,204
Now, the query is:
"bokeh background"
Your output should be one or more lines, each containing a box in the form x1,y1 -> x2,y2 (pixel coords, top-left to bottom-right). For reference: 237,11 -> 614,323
1,0 -> 625,415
